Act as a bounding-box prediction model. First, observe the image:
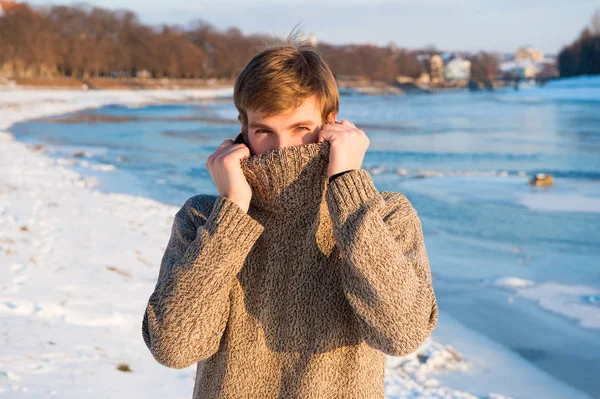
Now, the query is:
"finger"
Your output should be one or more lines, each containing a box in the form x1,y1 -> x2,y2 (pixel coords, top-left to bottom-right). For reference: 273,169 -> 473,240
215,143 -> 250,161
207,139 -> 234,164
216,139 -> 237,154
219,139 -> 234,148
321,123 -> 345,133
340,120 -> 355,127
317,126 -> 326,142
212,139 -> 234,154
318,127 -> 336,143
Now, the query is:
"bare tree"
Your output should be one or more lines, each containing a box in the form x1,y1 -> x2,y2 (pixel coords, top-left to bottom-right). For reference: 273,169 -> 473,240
558,10 -> 600,78
0,2 -> 489,82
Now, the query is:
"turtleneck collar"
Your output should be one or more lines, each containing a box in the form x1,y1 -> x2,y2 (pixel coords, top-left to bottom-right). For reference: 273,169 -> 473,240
232,132 -> 331,215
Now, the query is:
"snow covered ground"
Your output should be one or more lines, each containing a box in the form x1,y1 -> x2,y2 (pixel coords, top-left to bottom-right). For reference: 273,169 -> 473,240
0,86 -> 591,399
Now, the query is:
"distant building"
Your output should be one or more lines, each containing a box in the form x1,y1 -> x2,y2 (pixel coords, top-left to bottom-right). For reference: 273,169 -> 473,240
395,75 -> 414,84
300,34 -> 317,47
136,69 -> 152,79
415,72 -> 431,85
444,57 -> 471,81
515,46 -> 544,62
429,54 -> 444,84
498,45 -> 557,79
500,60 -> 539,79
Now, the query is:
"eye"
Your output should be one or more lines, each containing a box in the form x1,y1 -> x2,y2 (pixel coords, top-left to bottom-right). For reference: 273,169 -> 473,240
255,127 -> 310,133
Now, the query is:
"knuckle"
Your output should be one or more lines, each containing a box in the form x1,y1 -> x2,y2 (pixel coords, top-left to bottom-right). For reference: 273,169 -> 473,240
222,156 -> 237,168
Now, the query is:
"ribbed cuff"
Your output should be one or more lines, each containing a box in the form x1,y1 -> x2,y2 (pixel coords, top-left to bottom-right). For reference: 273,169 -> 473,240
326,169 -> 383,222
205,195 -> 264,245
328,169 -> 355,183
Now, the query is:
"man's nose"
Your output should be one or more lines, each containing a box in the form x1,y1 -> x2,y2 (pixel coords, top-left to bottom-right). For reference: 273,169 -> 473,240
273,134 -> 299,149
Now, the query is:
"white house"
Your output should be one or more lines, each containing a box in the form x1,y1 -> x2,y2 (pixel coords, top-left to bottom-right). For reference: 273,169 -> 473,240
444,57 -> 471,81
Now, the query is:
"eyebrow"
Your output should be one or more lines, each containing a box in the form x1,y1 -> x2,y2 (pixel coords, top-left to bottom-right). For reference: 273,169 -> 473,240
248,120 -> 316,130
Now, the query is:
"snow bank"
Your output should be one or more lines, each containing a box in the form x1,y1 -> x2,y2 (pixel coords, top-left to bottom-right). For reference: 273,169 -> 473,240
518,192 -> 600,213
491,277 -> 600,330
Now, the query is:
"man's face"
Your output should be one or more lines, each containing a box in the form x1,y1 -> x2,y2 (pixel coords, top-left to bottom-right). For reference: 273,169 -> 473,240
243,95 -> 335,155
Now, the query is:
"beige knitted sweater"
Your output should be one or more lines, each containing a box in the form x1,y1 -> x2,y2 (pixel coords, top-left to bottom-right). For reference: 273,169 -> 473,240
142,134 -> 438,398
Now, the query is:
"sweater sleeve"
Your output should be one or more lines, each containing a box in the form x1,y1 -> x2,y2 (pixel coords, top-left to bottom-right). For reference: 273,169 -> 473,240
142,195 -> 264,369
325,169 -> 438,357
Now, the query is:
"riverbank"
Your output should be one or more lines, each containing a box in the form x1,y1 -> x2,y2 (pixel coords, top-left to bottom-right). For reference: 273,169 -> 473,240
0,88 -> 591,399
1,77 -> 234,91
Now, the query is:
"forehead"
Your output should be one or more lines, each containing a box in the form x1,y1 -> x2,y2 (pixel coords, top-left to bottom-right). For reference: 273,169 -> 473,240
247,95 -> 321,122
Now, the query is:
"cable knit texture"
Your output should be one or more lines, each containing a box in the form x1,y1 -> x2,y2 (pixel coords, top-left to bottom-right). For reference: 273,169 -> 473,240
142,133 -> 438,398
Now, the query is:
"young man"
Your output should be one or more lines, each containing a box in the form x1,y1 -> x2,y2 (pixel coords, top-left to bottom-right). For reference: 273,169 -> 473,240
142,38 -> 438,398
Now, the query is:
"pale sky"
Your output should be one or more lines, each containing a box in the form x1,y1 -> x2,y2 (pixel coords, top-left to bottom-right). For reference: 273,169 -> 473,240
27,0 -> 599,54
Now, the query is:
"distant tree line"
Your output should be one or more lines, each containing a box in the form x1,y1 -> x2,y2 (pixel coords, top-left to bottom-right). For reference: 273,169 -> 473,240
0,3 -> 425,81
558,10 -> 600,77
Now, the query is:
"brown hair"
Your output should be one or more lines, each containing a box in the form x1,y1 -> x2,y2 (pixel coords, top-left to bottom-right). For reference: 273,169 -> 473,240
233,24 -> 339,134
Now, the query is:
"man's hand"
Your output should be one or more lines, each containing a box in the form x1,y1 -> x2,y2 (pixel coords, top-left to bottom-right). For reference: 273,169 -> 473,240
206,139 -> 253,213
318,120 -> 370,178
